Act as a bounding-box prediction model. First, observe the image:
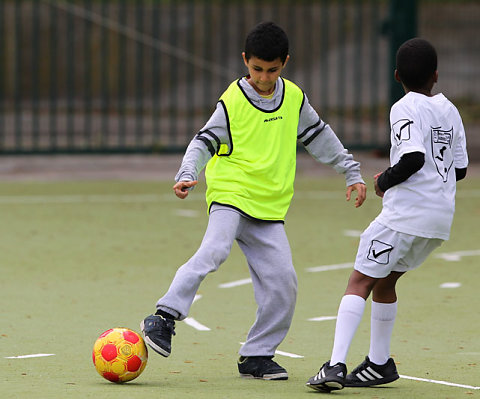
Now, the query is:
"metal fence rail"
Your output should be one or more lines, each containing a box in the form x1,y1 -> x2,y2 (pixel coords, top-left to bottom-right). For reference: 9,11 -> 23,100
1,0 -> 479,154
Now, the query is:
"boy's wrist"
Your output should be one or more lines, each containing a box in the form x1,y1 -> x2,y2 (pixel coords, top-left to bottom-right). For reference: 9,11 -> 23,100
174,172 -> 196,183
345,173 -> 365,188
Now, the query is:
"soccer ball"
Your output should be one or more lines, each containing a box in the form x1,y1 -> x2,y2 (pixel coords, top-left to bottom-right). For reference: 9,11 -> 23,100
92,327 -> 148,383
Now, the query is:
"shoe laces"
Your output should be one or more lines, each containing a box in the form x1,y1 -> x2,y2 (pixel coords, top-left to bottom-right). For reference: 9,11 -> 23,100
350,359 -> 369,374
152,315 -> 176,337
163,318 -> 176,336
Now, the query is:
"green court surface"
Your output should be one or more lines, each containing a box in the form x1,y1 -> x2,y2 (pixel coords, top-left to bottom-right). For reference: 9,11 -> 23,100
1,176 -> 479,398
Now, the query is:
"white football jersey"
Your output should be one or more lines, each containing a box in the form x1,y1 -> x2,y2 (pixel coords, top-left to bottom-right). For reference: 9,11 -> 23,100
376,91 -> 468,240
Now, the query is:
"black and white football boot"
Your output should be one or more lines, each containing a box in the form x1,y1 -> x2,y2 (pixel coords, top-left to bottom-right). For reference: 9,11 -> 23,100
345,356 -> 399,387
306,361 -> 347,392
140,312 -> 176,357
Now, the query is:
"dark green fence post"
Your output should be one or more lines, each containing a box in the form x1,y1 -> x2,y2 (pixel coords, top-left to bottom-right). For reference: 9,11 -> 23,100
387,0 -> 417,107
14,1 -> 22,150
0,0 -> 4,149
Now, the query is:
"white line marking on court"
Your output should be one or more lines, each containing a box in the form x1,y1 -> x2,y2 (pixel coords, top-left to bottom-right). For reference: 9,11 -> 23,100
440,282 -> 461,288
183,317 -> 211,331
5,354 -> 56,359
343,230 -> 362,237
308,316 -> 337,322
0,193 -> 204,205
306,263 -> 353,273
0,194 -> 164,204
2,189 -> 480,206
174,209 -> 200,218
435,249 -> 480,262
0,190 -> 376,206
275,350 -> 304,359
239,343 -> 303,359
193,294 -> 202,303
218,278 -> 252,288
182,295 -> 211,331
400,374 -> 480,390
0,191 -> 345,205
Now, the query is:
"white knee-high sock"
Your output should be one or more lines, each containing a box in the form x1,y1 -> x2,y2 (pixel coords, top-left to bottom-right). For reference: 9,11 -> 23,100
368,301 -> 397,365
330,294 -> 366,365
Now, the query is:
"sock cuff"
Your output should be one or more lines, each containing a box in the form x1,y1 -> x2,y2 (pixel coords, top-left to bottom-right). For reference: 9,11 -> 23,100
371,300 -> 397,321
156,306 -> 180,320
339,294 -> 366,313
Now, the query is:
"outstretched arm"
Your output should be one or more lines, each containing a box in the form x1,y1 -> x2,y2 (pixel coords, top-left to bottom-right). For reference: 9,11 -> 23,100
173,102 -> 230,198
302,126 -> 366,207
297,95 -> 365,201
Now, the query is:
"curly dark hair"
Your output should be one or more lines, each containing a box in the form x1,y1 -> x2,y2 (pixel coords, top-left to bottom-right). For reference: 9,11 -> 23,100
396,38 -> 438,90
244,21 -> 289,64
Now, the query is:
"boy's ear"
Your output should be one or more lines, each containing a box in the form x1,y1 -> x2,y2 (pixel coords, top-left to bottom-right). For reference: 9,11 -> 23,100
242,52 -> 249,67
283,54 -> 290,67
394,69 -> 401,83
434,70 -> 438,83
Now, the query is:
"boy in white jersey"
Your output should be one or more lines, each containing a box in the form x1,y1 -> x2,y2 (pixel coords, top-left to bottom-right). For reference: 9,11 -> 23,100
306,38 -> 468,392
140,21 -> 366,380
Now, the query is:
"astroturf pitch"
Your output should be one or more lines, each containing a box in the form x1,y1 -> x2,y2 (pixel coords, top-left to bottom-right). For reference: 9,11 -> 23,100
1,177 -> 479,398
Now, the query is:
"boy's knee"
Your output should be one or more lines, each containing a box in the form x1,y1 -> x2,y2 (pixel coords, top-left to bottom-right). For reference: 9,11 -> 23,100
195,241 -> 232,270
269,269 -> 297,296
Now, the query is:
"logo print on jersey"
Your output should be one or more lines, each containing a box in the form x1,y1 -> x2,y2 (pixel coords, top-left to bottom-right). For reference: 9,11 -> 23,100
431,127 -> 453,183
367,240 -> 393,265
392,119 -> 413,146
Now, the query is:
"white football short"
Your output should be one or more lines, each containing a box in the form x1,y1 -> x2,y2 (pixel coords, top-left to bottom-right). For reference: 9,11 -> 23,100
354,220 -> 443,278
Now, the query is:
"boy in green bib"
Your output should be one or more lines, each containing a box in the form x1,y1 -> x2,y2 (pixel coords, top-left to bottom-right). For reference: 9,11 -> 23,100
141,21 -> 366,380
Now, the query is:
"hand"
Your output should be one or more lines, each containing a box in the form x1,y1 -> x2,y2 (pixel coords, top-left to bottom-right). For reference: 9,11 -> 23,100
373,173 -> 384,198
173,180 -> 198,199
346,182 -> 366,208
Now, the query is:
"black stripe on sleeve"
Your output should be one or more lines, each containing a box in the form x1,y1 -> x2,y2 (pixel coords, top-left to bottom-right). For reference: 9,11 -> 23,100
195,135 -> 216,156
302,122 -> 327,146
298,118 -> 321,140
197,129 -> 221,150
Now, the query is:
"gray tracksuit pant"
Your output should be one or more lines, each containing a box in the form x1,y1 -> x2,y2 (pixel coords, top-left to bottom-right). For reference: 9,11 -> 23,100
156,205 -> 297,357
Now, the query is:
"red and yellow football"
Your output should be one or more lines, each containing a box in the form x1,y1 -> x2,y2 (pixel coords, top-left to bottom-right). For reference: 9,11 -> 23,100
92,327 -> 148,383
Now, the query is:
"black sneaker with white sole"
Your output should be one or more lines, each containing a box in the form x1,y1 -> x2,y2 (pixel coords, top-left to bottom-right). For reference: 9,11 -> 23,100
237,356 -> 288,380
140,313 -> 176,357
306,361 -> 347,392
345,356 -> 399,387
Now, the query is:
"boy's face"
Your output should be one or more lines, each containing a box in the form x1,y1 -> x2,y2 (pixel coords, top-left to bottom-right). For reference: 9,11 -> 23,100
242,53 -> 289,95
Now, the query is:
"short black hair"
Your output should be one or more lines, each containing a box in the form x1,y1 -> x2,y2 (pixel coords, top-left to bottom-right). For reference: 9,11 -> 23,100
244,21 -> 289,64
396,38 -> 437,90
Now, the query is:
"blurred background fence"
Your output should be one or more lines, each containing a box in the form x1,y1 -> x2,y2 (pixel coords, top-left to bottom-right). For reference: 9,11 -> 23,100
1,0 -> 479,155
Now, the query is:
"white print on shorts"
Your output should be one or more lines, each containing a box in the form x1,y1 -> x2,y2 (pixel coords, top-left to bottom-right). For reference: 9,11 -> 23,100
367,240 -> 394,265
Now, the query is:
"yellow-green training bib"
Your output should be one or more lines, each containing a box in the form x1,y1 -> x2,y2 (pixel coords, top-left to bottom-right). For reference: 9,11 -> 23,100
205,78 -> 304,221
